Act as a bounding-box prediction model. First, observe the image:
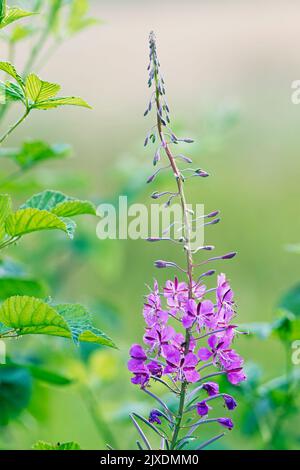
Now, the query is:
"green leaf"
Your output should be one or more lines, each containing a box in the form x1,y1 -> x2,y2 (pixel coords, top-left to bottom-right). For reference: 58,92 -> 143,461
0,296 -> 116,347
55,303 -> 115,347
3,140 -> 71,170
68,0 -> 100,35
34,96 -> 91,110
33,441 -> 81,450
0,365 -> 32,426
0,61 -> 24,86
0,278 -> 47,300
279,284 -> 300,317
10,25 -> 35,43
26,365 -> 73,386
0,7 -> 35,30
22,190 -> 96,217
25,73 -> 60,103
0,81 -> 25,102
0,193 -> 12,240
0,1 -> 6,23
5,208 -> 70,238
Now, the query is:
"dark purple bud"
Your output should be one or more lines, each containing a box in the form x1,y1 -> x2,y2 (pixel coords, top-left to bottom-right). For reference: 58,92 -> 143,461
154,260 -> 168,268
151,192 -> 160,199
148,361 -> 163,377
202,382 -> 219,396
149,409 -> 162,425
203,245 -> 215,251
201,270 -> 216,278
207,210 -> 220,218
171,134 -> 178,143
195,169 -> 209,177
196,401 -> 212,417
217,418 -> 234,430
204,218 -> 221,226
183,138 -> 194,143
144,135 -> 149,147
223,394 -> 237,410
147,173 -> 156,183
146,237 -> 162,242
144,109 -> 149,116
222,252 -> 237,260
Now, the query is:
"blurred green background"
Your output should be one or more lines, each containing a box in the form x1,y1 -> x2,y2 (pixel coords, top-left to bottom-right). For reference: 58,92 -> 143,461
1,0 -> 300,450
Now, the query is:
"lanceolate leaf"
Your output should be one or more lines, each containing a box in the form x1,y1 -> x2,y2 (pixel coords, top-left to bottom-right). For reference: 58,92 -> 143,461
25,73 -> 60,103
5,208 -> 70,238
0,296 -> 116,348
34,96 -> 91,110
22,190 -> 96,217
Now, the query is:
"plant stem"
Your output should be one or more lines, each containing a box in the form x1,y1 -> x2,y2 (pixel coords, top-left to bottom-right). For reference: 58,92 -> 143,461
152,38 -> 194,450
80,386 -> 117,450
0,109 -> 30,145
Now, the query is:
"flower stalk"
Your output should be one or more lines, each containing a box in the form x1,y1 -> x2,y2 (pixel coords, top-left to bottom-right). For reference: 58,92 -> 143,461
128,32 -> 246,450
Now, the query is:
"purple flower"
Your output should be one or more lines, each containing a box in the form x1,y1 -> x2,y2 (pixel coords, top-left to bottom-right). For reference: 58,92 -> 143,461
216,273 -> 235,324
143,325 -> 175,354
182,299 -> 216,331
143,280 -> 168,327
163,277 -> 188,308
227,367 -> 247,385
223,394 -> 237,410
196,401 -> 212,416
164,346 -> 200,383
148,360 -> 163,377
128,344 -> 150,387
149,409 -> 163,425
217,417 -> 234,430
202,381 -> 219,396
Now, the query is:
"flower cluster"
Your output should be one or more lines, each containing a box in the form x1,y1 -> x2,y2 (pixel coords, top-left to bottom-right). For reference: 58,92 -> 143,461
128,274 -> 246,427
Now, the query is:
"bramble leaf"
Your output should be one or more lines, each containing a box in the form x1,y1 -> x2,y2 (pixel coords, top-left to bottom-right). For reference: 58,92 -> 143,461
25,73 -> 60,103
34,96 -> 91,109
0,81 -> 25,103
33,441 -> 81,450
21,190 -> 96,217
0,61 -> 24,86
0,296 -> 116,347
5,208 -> 70,238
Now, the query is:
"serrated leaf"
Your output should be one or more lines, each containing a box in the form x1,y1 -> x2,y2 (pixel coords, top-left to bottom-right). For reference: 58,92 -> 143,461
0,296 -> 116,348
25,73 -> 60,103
0,365 -> 32,426
22,190 -> 96,217
34,96 -> 91,109
0,81 -> 25,103
5,208 -> 70,238
55,303 -> 115,347
33,441 -> 81,450
0,193 -> 12,240
0,61 -> 23,86
0,7 -> 35,30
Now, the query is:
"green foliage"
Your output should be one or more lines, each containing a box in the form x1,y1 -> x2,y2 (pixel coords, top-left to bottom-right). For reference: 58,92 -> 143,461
0,61 -> 91,112
0,295 -> 116,347
33,440 -> 81,450
0,1 -> 35,30
68,0 -> 100,35
0,365 -> 33,426
0,140 -> 71,170
0,191 -> 96,242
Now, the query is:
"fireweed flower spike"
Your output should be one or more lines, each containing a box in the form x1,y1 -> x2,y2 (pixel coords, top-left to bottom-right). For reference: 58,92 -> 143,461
128,32 -> 246,450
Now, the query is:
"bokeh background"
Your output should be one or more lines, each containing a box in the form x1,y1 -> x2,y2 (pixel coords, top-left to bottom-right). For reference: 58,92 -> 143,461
1,0 -> 300,450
